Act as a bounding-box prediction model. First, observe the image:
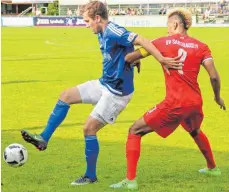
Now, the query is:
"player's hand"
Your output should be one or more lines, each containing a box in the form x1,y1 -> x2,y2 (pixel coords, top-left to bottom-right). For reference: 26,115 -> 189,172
133,60 -> 141,74
215,97 -> 226,110
160,56 -> 183,74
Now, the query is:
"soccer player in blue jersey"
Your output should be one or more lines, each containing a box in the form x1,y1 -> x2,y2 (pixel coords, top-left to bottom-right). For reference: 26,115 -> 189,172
21,1 -> 181,185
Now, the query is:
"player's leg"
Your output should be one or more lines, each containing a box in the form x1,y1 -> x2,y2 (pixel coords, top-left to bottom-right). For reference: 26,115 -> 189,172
109,117 -> 152,190
193,130 -> 221,176
181,106 -> 221,176
110,105 -> 180,190
126,118 -> 153,180
21,80 -> 102,151
71,116 -> 104,185
72,88 -> 133,185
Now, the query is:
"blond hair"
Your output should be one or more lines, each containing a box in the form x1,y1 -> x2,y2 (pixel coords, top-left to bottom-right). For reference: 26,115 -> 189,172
81,1 -> 108,20
167,8 -> 192,30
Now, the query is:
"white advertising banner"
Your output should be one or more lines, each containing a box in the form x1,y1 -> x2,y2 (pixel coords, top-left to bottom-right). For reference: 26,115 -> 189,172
110,16 -> 167,27
2,17 -> 34,27
110,16 -> 197,27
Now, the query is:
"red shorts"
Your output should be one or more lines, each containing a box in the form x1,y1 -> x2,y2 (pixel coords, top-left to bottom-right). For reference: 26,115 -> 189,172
144,102 -> 203,138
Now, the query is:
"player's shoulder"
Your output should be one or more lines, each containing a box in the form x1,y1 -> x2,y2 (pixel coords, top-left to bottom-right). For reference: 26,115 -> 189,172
151,36 -> 173,49
187,35 -> 209,49
106,22 -> 126,37
151,36 -> 167,43
108,21 -> 125,30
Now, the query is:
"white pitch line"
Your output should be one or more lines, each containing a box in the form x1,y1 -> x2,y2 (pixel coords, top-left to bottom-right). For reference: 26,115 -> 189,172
44,40 -> 75,47
44,40 -> 99,52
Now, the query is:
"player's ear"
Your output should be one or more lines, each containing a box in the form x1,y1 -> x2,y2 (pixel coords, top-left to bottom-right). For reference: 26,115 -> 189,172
173,21 -> 178,30
95,15 -> 101,23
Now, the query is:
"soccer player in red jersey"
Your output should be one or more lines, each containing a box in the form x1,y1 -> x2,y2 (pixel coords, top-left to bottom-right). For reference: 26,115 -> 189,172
110,8 -> 226,190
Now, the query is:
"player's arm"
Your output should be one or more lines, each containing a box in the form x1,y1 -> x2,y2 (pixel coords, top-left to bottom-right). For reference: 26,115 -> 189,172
202,59 -> 226,110
124,48 -> 149,74
113,29 -> 182,71
125,47 -> 150,64
132,35 -> 182,71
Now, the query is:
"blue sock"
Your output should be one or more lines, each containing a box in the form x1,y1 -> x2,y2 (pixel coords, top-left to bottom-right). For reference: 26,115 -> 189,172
40,100 -> 70,142
84,135 -> 99,180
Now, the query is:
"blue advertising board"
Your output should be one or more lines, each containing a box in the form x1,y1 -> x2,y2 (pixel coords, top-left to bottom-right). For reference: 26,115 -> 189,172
34,17 -> 86,26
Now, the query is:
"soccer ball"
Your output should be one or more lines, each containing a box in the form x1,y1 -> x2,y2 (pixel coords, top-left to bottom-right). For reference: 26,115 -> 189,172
3,143 -> 28,167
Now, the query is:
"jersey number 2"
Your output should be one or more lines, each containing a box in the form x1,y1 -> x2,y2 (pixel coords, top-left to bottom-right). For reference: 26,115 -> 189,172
177,48 -> 187,75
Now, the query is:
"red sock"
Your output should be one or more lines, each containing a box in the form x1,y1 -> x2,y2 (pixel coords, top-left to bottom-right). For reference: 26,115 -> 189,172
193,131 -> 216,169
126,134 -> 141,180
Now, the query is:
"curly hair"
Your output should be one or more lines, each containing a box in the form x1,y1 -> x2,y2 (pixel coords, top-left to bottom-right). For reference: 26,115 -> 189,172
81,1 -> 108,20
167,8 -> 192,30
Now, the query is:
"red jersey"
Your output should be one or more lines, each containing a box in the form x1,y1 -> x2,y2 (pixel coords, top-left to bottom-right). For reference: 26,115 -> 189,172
152,33 -> 212,107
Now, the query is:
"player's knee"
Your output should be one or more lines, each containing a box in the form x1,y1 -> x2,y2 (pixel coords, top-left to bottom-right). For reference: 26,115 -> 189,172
59,90 -> 72,104
83,120 -> 101,136
129,126 -> 137,135
129,123 -> 149,136
59,88 -> 81,105
129,122 -> 140,134
83,125 -> 97,136
84,116 -> 104,136
190,129 -> 200,137
129,120 -> 152,136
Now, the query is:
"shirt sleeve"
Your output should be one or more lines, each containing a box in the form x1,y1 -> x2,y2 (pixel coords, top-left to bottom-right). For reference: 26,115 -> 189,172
108,25 -> 138,46
201,44 -> 213,63
151,38 -> 162,47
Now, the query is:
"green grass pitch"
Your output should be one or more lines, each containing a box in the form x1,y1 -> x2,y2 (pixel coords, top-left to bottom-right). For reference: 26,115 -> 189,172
1,27 -> 229,192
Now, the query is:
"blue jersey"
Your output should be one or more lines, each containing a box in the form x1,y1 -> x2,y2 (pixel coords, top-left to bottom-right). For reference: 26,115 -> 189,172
98,22 -> 138,96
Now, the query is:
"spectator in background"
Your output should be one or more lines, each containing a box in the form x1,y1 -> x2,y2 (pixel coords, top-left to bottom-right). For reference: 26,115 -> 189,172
223,7 -> 229,15
114,9 -> 119,15
220,0 -> 226,10
189,7 -> 195,14
67,8 -> 72,17
74,8 -> 80,16
36,8 -> 41,16
127,8 -> 131,15
159,7 -> 167,15
120,9 -> 126,15
203,6 -> 211,19
196,6 -> 202,14
131,9 -> 136,15
32,6 -> 36,16
162,8 -> 167,15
